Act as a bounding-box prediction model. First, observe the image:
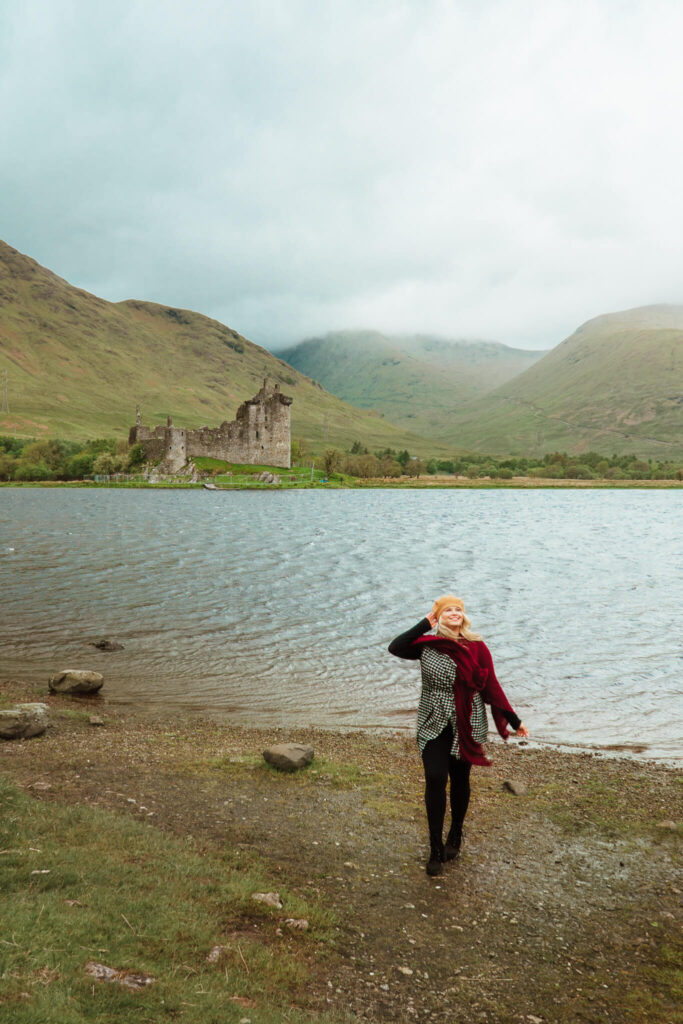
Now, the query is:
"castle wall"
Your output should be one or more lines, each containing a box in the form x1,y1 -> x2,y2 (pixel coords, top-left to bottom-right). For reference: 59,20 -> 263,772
130,380 -> 292,470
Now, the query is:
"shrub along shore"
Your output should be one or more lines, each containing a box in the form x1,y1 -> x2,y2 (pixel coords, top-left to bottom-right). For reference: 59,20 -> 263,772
1,435 -> 682,488
0,677 -> 681,1024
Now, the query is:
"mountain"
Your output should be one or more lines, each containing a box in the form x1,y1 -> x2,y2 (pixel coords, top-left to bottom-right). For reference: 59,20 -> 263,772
279,330 -> 546,435
0,242 -> 443,455
439,306 -> 683,458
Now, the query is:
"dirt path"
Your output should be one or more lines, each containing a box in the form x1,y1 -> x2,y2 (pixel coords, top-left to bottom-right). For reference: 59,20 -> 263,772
1,686 -> 681,1023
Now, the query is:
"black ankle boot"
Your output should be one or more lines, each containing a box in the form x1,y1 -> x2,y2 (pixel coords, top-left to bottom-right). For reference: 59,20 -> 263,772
444,824 -> 462,861
426,841 -> 444,876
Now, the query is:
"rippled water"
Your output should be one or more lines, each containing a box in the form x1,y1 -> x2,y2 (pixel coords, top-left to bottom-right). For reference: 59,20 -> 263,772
1,488 -> 681,760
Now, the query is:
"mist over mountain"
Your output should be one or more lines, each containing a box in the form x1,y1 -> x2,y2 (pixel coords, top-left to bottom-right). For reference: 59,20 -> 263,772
279,331 -> 546,435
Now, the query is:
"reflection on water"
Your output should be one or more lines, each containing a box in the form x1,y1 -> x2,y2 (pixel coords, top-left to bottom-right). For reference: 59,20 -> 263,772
1,487 -> 681,761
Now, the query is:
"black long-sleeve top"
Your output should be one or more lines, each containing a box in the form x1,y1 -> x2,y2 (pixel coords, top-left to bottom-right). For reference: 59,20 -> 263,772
389,618 -> 522,731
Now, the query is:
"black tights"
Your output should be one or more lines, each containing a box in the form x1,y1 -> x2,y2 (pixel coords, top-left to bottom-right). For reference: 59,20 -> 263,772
421,724 -> 471,847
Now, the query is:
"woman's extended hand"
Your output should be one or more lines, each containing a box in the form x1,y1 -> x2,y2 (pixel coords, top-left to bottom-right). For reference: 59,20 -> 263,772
426,611 -> 438,628
515,723 -> 530,738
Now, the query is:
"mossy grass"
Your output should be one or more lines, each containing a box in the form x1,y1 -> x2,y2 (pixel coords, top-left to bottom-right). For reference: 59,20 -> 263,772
0,776 -> 342,1023
528,774 -> 683,839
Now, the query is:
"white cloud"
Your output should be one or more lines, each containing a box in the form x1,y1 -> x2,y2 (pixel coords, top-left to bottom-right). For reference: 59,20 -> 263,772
2,0 -> 683,350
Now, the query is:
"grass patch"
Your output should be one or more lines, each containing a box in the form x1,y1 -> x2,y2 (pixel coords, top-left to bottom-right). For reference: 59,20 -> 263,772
0,776 -> 342,1023
307,758 -> 380,789
529,775 -> 683,838
50,708 -> 93,723
617,926 -> 683,1019
210,464 -> 331,488
212,753 -> 390,792
192,456 -> 229,473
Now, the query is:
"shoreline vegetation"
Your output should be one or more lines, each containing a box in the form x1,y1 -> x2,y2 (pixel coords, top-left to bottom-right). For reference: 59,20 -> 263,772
2,476 -> 682,489
1,678 -> 681,1023
1,436 -> 683,490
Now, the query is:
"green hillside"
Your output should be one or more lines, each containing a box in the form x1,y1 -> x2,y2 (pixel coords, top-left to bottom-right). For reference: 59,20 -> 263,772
0,242 -> 443,455
279,330 -> 545,434
439,306 -> 683,458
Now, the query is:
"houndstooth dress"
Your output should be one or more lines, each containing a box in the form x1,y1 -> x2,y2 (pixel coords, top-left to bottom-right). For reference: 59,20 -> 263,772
417,647 -> 488,757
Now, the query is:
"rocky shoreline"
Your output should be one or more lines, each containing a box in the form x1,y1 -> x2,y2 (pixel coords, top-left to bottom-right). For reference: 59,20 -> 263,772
1,678 -> 681,1023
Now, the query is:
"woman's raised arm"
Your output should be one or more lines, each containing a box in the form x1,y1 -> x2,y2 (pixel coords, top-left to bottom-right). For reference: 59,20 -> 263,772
388,617 -> 432,659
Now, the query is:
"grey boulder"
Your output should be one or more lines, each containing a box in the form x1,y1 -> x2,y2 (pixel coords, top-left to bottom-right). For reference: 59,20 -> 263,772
503,779 -> 528,796
0,702 -> 49,740
49,670 -> 104,694
262,743 -> 314,772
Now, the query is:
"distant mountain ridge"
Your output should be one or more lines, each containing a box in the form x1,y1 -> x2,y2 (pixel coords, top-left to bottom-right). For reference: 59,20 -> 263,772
279,330 -> 546,435
437,305 -> 683,458
3,240 -> 680,460
0,241 -> 440,454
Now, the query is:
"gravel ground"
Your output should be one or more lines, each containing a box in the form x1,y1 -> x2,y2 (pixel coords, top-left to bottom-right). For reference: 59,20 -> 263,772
1,682 -> 681,1024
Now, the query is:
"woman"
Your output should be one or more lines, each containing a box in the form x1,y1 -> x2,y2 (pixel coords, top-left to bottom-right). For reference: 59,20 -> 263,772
389,595 -> 529,876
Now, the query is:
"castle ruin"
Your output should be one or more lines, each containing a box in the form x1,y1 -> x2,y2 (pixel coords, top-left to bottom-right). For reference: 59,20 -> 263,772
129,379 -> 292,472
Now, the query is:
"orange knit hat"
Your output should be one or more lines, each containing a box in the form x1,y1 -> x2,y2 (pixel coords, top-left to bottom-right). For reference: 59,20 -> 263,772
432,594 -> 465,621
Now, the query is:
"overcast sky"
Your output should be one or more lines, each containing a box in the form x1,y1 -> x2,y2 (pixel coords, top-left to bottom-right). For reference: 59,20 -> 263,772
2,0 -> 683,351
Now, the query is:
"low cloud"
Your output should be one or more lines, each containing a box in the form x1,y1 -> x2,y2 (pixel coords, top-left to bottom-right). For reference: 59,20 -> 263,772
2,0 -> 683,350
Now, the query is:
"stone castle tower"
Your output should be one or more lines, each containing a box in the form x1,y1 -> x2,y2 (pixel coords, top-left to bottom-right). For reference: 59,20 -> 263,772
129,379 -> 293,472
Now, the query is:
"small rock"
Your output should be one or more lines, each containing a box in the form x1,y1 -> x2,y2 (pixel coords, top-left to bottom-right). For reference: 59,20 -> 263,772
657,820 -> 678,830
89,716 -> 105,727
90,639 -> 124,651
527,1016 -> 544,1023
284,918 -> 309,930
206,945 -> 227,963
0,703 -> 49,740
251,891 -> 282,909
49,670 -> 104,695
262,743 -> 314,772
85,961 -> 154,991
397,966 -> 413,975
503,779 -> 528,796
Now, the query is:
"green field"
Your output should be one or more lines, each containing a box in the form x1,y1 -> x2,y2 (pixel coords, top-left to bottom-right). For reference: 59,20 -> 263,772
0,771 -> 339,1024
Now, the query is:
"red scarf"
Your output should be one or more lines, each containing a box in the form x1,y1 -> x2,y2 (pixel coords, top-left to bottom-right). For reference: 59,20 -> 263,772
410,635 -> 516,766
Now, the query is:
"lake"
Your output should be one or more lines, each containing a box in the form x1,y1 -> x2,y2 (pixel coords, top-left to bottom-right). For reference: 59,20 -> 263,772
1,487 -> 681,761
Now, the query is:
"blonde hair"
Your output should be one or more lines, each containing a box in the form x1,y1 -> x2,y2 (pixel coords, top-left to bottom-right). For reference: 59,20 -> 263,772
436,611 -> 482,643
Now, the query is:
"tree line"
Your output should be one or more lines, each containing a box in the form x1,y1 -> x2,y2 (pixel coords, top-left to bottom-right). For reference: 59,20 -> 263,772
0,437 -> 146,481
2,434 -> 682,482
296,441 -> 683,481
